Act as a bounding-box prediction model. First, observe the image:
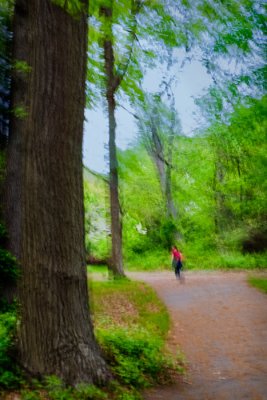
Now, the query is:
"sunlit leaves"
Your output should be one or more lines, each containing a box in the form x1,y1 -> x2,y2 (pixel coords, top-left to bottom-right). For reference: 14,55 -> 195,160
51,0 -> 86,16
87,0 -> 190,108
208,96 -> 267,231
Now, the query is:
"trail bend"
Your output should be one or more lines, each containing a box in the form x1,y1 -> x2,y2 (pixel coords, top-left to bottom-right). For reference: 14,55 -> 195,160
128,271 -> 267,400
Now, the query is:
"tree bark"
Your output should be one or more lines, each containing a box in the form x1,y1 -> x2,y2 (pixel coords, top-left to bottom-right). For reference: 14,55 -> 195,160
4,0 -> 110,385
101,4 -> 125,277
108,94 -> 124,276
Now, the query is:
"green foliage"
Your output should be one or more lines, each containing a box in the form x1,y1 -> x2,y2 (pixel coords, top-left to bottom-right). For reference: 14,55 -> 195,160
92,279 -> 184,390
12,105 -> 28,119
87,0 -> 188,107
159,219 -> 177,249
0,311 -> 21,389
83,169 -> 110,260
97,327 -> 181,388
83,3 -> 267,271
182,248 -> 267,270
20,376 -> 108,400
51,0 -> 86,17
125,249 -> 170,271
75,383 -> 108,400
13,60 -> 32,74
0,223 -> 19,311
248,276 -> 267,294
92,279 -> 170,336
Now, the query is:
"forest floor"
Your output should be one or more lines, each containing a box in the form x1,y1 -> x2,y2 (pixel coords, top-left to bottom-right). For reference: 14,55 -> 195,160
127,270 -> 267,400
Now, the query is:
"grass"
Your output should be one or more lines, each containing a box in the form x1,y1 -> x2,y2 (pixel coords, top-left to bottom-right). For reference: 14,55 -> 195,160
248,276 -> 267,294
91,279 -> 170,337
87,264 -> 108,275
123,249 -> 267,271
124,250 -> 170,271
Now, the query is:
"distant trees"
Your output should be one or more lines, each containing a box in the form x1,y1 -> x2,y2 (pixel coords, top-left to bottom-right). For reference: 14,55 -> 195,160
4,0 -> 109,385
135,91 -> 182,246
207,96 -> 267,251
86,0 -> 266,264
88,0 -> 181,276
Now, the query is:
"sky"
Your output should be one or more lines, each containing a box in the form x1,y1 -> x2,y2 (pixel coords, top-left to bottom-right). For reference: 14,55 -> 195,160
83,58 -> 212,173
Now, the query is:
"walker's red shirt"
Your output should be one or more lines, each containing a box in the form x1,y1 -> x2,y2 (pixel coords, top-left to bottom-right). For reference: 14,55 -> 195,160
172,249 -> 181,260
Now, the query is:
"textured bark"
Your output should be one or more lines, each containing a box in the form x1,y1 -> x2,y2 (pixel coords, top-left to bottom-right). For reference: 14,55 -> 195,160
4,0 -> 110,385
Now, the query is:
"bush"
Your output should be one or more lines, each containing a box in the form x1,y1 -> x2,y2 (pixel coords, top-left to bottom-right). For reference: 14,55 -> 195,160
0,311 -> 21,389
97,327 -> 183,389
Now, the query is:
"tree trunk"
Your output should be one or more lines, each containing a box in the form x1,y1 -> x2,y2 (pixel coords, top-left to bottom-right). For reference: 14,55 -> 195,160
166,134 -> 177,220
150,120 -> 177,220
214,156 -> 229,234
101,4 -> 125,277
4,0 -> 110,385
108,95 -> 124,276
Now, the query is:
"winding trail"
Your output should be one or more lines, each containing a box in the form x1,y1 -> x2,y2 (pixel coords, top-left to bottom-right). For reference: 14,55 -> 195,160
128,271 -> 267,400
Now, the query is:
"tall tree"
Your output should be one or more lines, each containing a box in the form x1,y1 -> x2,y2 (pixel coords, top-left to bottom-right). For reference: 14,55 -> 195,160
88,0 -> 180,276
97,0 -> 142,277
4,0 -> 110,385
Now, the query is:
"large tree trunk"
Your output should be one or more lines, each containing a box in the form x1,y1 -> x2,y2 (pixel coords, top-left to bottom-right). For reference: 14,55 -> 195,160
4,0 -> 110,385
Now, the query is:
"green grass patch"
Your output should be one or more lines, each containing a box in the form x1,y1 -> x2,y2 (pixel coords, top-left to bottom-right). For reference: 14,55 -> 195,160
248,276 -> 267,294
124,247 -> 267,272
168,249 -> 267,271
124,249 -> 170,271
91,280 -> 170,337
87,264 -> 109,275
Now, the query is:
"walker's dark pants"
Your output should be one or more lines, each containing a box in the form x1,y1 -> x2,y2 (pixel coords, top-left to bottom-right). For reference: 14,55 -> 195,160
175,260 -> 182,279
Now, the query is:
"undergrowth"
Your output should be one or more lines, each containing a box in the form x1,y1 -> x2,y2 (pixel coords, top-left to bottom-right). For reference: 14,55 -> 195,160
123,248 -> 267,271
91,279 -> 184,394
0,279 -> 184,399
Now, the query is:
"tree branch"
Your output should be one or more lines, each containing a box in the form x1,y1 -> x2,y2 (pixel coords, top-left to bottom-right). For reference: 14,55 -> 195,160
113,0 -> 143,92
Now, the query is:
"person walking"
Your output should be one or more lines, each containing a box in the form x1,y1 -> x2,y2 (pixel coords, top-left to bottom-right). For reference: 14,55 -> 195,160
171,245 -> 184,281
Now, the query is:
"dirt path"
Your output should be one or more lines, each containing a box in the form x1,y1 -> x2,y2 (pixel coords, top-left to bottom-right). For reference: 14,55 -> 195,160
128,271 -> 267,400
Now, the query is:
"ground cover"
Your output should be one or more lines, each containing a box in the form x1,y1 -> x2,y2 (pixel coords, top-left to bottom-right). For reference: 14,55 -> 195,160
0,278 -> 184,400
248,275 -> 267,294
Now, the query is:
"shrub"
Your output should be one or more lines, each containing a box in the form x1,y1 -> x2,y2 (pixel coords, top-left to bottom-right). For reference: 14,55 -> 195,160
0,311 -> 21,389
97,327 -> 183,389
20,377 -> 108,400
